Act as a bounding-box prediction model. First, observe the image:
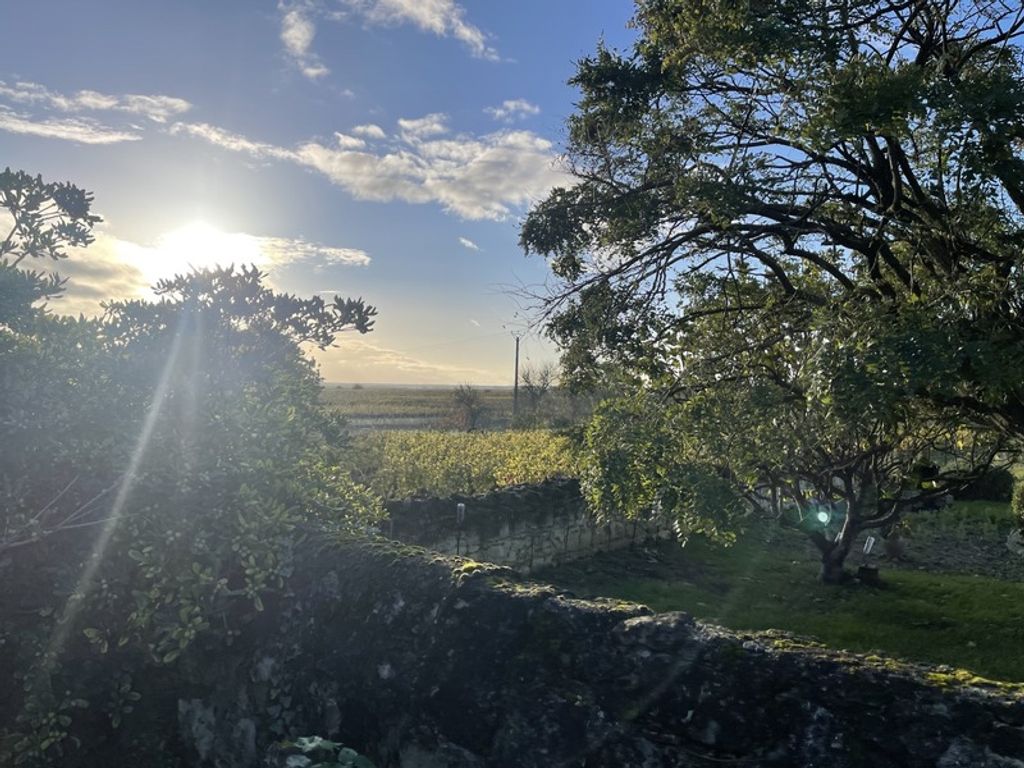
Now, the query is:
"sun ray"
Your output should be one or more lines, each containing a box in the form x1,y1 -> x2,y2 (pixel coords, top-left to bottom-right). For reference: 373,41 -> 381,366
42,312 -> 191,670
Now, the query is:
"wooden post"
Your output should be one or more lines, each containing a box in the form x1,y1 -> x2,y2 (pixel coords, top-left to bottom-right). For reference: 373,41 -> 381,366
512,334 -> 520,421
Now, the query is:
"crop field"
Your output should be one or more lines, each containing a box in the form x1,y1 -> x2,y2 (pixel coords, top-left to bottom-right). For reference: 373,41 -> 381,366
322,384 -> 514,431
348,429 -> 578,499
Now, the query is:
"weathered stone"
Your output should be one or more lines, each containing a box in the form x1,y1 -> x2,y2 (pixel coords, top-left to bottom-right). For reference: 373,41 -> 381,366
87,536 -> 1024,767
383,479 -> 667,573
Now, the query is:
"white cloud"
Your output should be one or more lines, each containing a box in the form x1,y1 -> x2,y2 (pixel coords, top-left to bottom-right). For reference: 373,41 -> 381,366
353,123 -> 386,139
168,122 -> 297,161
280,6 -> 331,79
458,237 -> 479,251
0,80 -> 191,122
485,98 -> 540,122
339,0 -> 498,60
0,107 -> 141,144
334,132 -> 366,149
397,113 -> 448,142
259,236 -> 371,268
469,318 -> 480,327
173,117 -> 568,220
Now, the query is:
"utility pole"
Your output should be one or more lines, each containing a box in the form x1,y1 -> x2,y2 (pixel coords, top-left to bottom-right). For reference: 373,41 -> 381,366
512,333 -> 521,422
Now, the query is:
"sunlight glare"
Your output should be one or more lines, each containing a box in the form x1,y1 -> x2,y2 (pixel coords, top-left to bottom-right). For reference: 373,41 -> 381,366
133,221 -> 268,287
44,317 -> 190,670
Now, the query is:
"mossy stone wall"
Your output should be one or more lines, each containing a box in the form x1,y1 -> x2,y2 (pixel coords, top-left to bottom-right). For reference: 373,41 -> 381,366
383,478 -> 665,572
160,538 -> 1024,768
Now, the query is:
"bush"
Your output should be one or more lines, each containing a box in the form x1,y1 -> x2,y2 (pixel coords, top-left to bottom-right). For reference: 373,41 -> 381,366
1,172 -> 381,766
957,467 -> 1015,502
1012,479 -> 1024,532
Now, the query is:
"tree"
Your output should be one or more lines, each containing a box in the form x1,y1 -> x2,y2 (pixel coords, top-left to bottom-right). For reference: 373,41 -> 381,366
516,362 -> 558,426
520,1 -> 1024,577
1,167 -> 100,328
448,383 -> 484,430
1,170 -> 380,766
521,0 -> 1024,439
581,269 -> 1006,582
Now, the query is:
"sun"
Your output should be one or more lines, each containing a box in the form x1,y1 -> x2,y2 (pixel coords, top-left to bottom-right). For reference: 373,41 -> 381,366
131,221 -> 267,287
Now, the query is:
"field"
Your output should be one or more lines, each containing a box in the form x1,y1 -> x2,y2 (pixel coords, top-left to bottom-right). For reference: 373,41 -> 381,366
348,429 -> 577,499
322,384 -> 514,431
534,501 -> 1024,682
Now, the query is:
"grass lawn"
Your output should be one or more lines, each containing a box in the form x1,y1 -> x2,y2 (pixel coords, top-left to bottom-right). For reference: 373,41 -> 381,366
534,507 -> 1024,682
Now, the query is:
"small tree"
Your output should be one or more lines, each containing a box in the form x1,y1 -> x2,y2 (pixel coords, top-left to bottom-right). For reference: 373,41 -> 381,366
516,362 -> 558,426
449,383 -> 484,431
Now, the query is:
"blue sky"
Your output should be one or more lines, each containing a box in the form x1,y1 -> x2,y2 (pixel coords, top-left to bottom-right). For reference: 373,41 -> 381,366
0,1 -> 637,384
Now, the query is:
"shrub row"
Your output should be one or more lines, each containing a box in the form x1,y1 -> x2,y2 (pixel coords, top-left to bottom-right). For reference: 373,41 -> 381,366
348,429 -> 578,500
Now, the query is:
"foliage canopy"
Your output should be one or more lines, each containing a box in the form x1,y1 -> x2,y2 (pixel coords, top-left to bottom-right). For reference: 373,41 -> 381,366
523,0 -> 1024,436
0,170 -> 379,765
522,0 -> 1024,578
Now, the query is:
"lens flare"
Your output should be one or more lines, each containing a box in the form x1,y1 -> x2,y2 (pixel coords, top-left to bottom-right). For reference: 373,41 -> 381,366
42,314 -> 190,671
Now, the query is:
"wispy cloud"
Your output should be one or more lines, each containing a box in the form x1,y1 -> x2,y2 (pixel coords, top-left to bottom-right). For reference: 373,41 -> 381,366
0,79 -> 191,122
485,98 -> 540,122
458,236 -> 479,251
397,113 -> 448,142
0,79 -> 192,144
168,122 -> 296,160
353,123 -> 386,139
0,107 -> 141,144
339,0 -> 498,60
259,235 -> 371,268
334,132 -> 366,149
318,337 -> 493,383
172,115 -> 568,220
279,4 -> 331,79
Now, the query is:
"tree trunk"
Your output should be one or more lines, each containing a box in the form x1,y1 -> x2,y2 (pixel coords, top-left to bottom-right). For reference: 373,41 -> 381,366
819,547 -> 850,584
814,519 -> 858,584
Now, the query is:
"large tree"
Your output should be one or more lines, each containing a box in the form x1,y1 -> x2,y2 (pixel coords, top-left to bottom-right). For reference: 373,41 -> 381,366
522,0 -> 1024,437
521,0 -> 1024,577
579,268 -> 1006,581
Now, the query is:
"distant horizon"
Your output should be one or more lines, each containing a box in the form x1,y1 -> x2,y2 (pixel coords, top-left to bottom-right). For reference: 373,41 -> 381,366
324,381 -> 516,390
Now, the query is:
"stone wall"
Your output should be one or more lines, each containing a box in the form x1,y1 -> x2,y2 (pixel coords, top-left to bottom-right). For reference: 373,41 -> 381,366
383,478 -> 665,572
162,537 -> 1024,768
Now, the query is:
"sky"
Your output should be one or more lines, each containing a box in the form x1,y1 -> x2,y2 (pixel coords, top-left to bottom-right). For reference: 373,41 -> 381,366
0,1 -> 638,385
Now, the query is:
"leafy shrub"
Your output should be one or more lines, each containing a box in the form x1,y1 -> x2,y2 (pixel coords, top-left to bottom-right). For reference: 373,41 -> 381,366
579,395 -> 743,542
350,429 -> 578,499
1,172 -> 381,766
957,467 -> 1015,502
1012,479 -> 1024,532
267,736 -> 375,768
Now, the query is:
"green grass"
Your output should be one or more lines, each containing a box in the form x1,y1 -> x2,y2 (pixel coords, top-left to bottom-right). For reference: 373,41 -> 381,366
536,517 -> 1024,682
